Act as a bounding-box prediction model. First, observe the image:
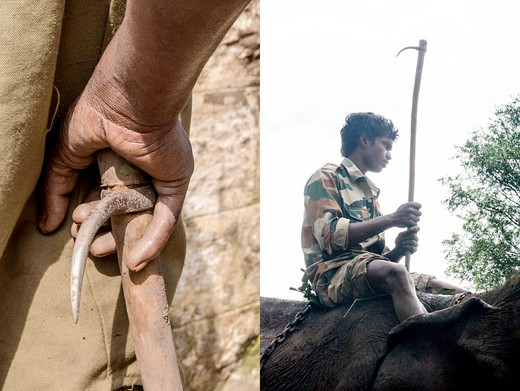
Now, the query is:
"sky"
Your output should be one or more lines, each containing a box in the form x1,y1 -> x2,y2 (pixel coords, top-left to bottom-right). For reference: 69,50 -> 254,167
260,0 -> 520,299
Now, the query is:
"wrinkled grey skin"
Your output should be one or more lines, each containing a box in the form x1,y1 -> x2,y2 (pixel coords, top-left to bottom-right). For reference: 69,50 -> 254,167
260,274 -> 520,391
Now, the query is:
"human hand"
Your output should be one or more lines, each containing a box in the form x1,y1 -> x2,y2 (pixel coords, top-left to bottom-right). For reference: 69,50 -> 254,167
394,225 -> 420,256
37,0 -> 255,271
384,225 -> 420,262
390,202 -> 422,228
38,55 -> 193,272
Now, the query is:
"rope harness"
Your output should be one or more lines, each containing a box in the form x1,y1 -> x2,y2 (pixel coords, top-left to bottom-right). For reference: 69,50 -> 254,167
452,291 -> 471,306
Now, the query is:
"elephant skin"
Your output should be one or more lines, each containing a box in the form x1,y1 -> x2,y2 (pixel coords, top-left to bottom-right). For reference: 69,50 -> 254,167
260,274 -> 520,390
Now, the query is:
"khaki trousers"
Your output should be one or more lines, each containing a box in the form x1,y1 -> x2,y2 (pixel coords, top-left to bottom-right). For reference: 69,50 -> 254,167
0,1 -> 187,389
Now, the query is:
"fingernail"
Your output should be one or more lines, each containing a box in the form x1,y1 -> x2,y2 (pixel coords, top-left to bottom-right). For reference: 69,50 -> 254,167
128,260 -> 147,273
38,213 -> 48,234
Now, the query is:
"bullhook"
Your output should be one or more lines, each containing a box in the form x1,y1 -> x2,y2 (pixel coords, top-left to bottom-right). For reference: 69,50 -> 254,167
71,149 -> 183,390
396,39 -> 428,271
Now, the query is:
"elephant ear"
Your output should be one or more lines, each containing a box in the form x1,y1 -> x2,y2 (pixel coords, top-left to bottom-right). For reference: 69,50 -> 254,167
387,297 -> 496,341
372,297 -> 520,391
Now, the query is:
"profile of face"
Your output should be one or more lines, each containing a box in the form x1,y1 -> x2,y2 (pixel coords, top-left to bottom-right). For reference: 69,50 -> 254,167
361,136 -> 393,173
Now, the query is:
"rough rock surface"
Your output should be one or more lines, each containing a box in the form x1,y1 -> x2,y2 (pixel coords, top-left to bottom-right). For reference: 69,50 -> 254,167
171,2 -> 259,390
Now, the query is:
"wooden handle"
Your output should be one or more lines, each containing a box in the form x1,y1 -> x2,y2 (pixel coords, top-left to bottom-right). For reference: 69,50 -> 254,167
408,39 -> 427,204
405,39 -> 427,272
97,150 -> 183,390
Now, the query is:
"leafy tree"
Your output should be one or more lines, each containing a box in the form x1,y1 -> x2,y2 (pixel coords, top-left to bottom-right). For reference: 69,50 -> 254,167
441,96 -> 520,290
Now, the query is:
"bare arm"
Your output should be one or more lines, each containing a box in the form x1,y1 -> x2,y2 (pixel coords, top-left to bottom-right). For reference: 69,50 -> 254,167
347,215 -> 395,245
347,202 -> 422,261
348,202 -> 421,245
97,0 -> 250,126
39,0 -> 251,271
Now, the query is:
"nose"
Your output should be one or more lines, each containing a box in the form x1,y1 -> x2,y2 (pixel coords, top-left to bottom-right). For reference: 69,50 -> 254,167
386,151 -> 392,161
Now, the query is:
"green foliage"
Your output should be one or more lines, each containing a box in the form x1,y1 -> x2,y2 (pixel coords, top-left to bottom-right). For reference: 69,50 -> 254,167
441,96 -> 520,290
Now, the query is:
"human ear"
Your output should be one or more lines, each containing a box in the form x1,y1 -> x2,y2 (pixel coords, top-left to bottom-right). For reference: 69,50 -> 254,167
359,136 -> 371,148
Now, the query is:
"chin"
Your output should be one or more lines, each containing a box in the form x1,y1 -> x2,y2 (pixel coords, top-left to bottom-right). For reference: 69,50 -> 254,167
368,163 -> 385,173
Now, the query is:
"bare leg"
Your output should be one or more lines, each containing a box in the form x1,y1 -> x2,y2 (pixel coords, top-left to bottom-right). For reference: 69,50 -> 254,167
430,279 -> 469,294
367,260 -> 427,322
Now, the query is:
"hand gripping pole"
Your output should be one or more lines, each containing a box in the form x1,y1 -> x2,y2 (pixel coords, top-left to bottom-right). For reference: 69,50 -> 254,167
71,149 -> 183,390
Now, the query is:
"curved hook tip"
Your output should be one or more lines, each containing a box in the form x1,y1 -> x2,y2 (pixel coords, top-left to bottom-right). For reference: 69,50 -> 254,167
69,187 -> 156,323
396,40 -> 428,58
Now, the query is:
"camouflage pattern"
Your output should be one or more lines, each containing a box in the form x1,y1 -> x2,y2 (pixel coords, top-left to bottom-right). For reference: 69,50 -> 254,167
410,272 -> 436,293
314,252 -> 382,307
314,257 -> 437,307
302,158 -> 387,285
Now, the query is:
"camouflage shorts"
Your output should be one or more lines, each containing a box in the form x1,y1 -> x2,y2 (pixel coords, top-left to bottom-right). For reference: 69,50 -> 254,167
409,272 -> 436,293
314,254 -> 435,307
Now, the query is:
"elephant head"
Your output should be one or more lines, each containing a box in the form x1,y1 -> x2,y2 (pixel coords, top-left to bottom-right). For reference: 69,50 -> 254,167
261,295 -> 403,390
261,274 -> 520,391
372,295 -> 520,390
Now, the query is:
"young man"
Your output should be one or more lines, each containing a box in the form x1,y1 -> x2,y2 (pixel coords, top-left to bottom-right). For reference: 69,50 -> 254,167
301,112 -> 464,322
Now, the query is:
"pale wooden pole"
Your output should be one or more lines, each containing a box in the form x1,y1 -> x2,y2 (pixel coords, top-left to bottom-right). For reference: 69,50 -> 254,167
397,39 -> 428,271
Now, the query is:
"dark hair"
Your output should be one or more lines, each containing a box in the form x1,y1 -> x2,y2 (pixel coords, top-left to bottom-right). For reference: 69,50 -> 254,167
340,112 -> 399,157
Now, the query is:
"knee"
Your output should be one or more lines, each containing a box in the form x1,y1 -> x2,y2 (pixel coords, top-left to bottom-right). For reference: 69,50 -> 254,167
384,263 -> 413,293
367,260 -> 413,294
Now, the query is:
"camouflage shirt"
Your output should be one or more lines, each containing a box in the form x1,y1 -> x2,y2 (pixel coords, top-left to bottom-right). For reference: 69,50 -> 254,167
302,158 -> 387,281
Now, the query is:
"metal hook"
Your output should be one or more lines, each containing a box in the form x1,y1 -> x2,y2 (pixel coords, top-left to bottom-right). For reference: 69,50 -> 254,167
396,39 -> 428,57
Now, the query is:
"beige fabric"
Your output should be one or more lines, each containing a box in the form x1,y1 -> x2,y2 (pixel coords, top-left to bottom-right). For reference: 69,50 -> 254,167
410,272 -> 436,293
0,1 -> 187,389
0,0 -> 65,256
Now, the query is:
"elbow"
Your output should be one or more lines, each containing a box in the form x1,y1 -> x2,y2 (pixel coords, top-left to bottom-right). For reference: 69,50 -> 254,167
331,217 -> 350,252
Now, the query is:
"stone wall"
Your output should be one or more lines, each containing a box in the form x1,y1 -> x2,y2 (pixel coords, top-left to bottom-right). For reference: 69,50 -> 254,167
171,2 -> 259,390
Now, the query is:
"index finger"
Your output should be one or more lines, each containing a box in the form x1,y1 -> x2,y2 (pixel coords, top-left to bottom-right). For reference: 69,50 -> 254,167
38,154 -> 81,233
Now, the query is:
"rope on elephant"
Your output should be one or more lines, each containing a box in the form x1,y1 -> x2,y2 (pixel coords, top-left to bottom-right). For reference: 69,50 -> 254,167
451,291 -> 472,306
260,302 -> 313,369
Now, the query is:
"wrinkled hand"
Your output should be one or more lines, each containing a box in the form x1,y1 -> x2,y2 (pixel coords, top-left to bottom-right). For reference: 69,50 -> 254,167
38,67 -> 194,272
390,202 -> 422,228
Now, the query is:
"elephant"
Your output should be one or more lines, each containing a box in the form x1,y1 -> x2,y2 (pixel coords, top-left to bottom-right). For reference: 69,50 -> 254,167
260,273 -> 520,390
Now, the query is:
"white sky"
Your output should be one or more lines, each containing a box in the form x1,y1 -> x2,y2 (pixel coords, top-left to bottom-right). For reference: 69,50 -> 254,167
260,0 -> 520,299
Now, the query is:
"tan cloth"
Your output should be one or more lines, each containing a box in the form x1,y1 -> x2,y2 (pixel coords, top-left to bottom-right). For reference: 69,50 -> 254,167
0,0 -> 64,255
410,272 -> 436,293
0,1 -> 187,389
